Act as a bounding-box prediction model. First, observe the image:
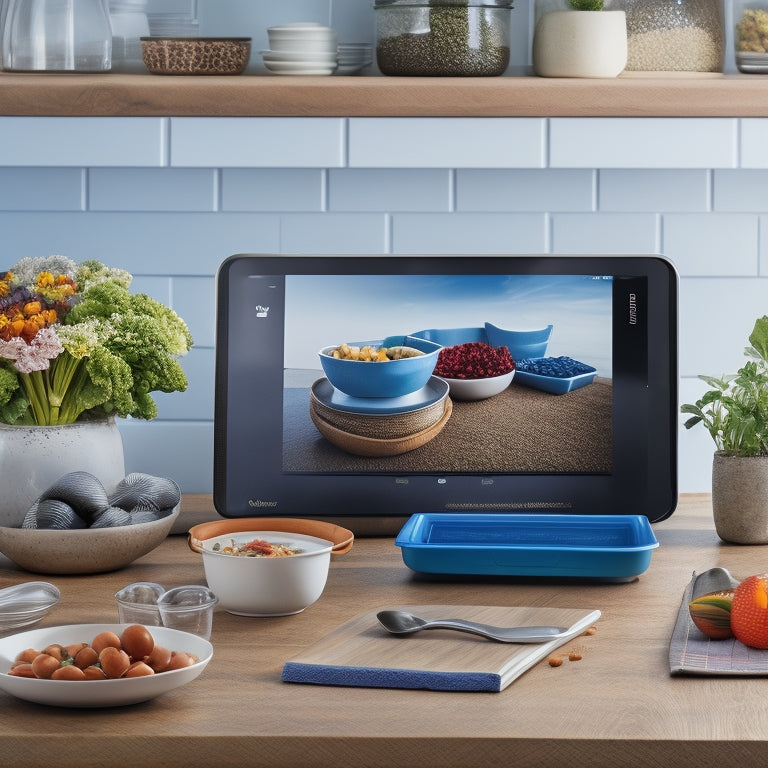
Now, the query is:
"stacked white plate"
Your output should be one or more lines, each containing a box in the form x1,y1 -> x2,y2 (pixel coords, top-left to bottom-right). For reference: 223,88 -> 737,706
337,43 -> 373,75
263,23 -> 337,76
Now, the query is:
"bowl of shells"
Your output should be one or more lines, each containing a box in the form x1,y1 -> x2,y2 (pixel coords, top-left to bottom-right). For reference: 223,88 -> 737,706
0,472 -> 180,575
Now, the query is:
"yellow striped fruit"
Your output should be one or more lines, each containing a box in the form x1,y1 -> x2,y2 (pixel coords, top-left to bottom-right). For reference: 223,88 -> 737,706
688,589 -> 735,639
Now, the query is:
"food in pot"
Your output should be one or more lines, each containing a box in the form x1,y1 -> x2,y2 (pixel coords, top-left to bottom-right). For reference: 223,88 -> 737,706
212,537 -> 302,557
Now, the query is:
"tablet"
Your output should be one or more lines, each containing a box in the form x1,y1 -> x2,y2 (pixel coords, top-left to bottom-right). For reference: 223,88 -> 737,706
214,254 -> 677,532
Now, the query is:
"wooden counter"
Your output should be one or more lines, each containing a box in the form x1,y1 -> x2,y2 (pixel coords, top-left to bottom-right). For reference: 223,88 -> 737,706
3,72 -> 768,117
1,494 -> 768,767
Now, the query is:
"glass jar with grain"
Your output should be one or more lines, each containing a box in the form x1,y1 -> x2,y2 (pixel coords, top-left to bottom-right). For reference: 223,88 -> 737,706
374,0 -> 514,77
605,0 -> 724,73
734,2 -> 768,73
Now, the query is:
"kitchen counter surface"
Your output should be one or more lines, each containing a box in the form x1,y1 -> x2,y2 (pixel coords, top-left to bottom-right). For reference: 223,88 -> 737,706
3,72 -> 768,117
1,493 -> 767,767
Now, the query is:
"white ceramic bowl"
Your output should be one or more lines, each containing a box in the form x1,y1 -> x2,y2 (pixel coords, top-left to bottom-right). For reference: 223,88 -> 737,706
188,518 -> 354,617
268,38 -> 338,54
264,61 -> 337,75
0,623 -> 212,707
261,49 -> 337,63
0,505 -> 179,575
440,370 -> 515,401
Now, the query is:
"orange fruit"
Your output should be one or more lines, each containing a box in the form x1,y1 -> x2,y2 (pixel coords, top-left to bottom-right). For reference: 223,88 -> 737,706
730,574 -> 768,649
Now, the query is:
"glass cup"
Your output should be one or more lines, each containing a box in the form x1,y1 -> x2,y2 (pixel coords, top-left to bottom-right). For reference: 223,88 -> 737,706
114,582 -> 165,626
2,0 -> 112,71
157,585 -> 218,640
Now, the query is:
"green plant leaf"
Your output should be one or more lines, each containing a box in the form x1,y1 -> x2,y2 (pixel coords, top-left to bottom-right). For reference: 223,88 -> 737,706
568,0 -> 604,8
749,316 -> 768,361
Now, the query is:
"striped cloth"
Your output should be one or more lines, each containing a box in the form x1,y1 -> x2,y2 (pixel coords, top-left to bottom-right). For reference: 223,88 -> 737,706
669,568 -> 768,675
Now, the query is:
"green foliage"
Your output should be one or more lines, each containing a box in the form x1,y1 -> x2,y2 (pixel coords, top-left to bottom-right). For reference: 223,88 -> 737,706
681,316 -> 768,456
568,0 -> 604,9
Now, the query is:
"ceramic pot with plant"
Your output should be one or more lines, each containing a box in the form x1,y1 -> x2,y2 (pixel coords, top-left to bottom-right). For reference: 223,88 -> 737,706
532,0 -> 627,78
682,316 -> 768,544
0,255 -> 193,525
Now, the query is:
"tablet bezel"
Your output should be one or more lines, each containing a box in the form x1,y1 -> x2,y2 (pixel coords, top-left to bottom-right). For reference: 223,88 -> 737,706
213,254 -> 678,532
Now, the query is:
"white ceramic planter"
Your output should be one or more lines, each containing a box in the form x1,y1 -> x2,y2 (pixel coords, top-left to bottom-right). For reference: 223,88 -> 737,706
712,452 -> 768,544
0,417 -> 125,528
533,10 -> 628,78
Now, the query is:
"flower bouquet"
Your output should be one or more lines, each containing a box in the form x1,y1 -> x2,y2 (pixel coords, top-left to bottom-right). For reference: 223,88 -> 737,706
0,256 -> 193,426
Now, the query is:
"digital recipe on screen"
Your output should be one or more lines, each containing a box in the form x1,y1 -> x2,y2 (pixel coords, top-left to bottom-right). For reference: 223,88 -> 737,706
215,255 -> 678,530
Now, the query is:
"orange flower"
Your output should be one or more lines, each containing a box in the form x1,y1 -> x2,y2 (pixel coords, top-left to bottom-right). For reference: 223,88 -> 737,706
23,301 -> 42,317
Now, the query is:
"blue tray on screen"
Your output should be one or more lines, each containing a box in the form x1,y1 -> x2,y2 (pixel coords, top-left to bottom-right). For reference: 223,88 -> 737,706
395,513 -> 658,580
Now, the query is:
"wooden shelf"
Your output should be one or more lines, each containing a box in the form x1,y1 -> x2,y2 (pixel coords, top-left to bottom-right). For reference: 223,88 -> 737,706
2,72 -> 768,117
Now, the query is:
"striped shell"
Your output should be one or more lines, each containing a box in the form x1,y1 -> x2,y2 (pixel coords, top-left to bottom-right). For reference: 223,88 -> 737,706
109,473 -> 181,512
90,506 -> 134,529
40,471 -> 109,522
22,499 -> 88,530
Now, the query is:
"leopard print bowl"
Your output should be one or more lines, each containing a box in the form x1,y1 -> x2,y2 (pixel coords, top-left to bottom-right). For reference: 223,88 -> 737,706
140,37 -> 251,75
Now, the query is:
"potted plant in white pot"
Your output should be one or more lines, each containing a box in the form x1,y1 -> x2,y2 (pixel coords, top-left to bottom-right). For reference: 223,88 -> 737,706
681,316 -> 768,544
0,255 -> 192,526
532,0 -> 627,78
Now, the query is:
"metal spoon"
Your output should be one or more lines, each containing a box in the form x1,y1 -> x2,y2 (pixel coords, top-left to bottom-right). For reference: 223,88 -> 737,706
376,610 -> 568,644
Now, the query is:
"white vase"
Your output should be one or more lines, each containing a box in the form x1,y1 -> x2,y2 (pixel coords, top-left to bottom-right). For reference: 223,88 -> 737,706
712,452 -> 768,544
533,10 -> 628,78
0,417 -> 125,528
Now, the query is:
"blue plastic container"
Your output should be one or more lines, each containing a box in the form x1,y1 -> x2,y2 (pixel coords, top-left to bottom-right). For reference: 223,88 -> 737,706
395,513 -> 659,580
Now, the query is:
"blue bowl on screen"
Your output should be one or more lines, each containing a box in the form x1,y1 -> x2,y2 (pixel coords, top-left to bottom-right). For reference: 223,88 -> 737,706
319,336 -> 441,399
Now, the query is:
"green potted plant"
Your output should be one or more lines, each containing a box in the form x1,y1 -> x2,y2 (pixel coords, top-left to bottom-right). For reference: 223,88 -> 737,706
0,255 -> 193,527
532,0 -> 627,78
681,315 -> 768,543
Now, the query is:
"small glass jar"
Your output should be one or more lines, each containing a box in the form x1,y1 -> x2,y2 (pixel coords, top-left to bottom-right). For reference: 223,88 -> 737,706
606,0 -> 724,72
734,2 -> 768,73
374,0 -> 514,77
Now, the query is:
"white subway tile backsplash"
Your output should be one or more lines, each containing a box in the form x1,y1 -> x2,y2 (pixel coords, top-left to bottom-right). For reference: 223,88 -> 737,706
171,118 -> 346,167
0,168 -> 84,210
280,213 -> 388,253
0,212 -> 280,275
118,419 -> 214,493
392,213 -> 546,253
714,169 -> 768,211
550,118 -> 738,169
89,168 -> 217,211
349,118 -> 546,168
329,169 -> 451,211
456,169 -> 594,212
171,276 -> 216,349
0,117 -> 166,167
663,214 -> 758,276
3,113 -> 766,496
740,119 -> 768,168
599,170 -> 710,212
154,348 -> 215,421
551,213 -> 658,253
222,169 -> 325,212
678,276 -> 768,376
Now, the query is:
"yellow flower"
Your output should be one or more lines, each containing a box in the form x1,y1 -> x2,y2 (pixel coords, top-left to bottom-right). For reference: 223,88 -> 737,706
36,271 -> 55,289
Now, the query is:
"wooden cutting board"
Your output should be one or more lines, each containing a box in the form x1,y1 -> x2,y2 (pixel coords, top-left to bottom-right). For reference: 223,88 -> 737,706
282,604 -> 601,692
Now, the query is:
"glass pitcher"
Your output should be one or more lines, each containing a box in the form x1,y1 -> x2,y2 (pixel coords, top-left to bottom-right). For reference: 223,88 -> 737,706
2,0 -> 112,71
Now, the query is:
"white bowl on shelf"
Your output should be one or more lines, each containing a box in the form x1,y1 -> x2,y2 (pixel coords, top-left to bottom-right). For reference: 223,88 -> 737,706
261,49 -> 337,64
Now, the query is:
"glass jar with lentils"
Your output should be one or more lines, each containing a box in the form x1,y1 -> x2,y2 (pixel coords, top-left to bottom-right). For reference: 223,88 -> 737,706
374,0 -> 514,76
